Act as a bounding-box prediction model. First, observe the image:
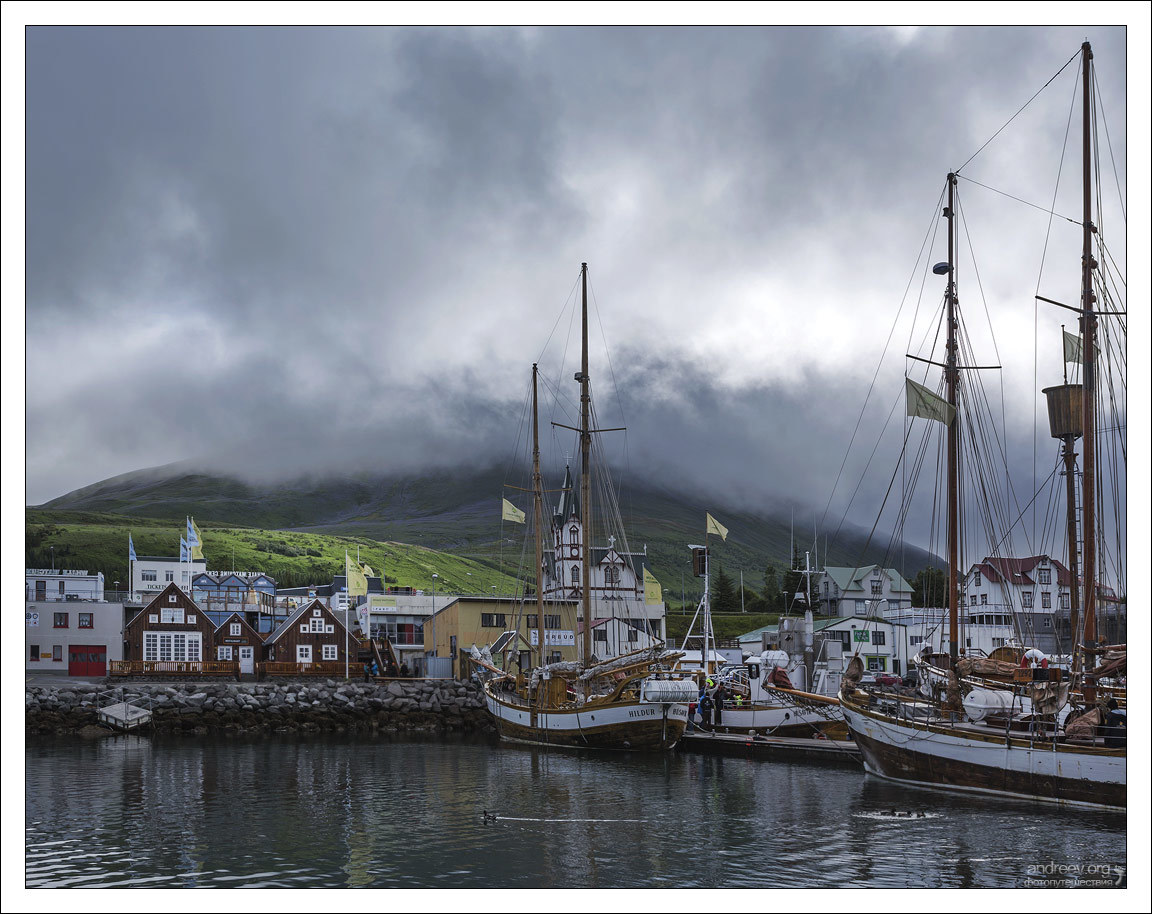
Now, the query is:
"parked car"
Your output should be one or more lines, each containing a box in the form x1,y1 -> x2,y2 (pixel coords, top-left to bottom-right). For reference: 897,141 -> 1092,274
875,672 -> 902,687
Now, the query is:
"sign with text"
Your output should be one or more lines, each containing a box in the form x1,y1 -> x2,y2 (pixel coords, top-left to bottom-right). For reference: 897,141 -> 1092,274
853,629 -> 871,643
368,596 -> 398,612
529,630 -> 575,646
26,611 -> 40,627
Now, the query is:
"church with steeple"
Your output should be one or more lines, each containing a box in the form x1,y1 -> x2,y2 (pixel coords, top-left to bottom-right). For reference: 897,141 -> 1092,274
540,465 -> 667,656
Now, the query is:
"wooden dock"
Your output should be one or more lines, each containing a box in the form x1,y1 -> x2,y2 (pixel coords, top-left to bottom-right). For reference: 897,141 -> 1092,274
677,730 -> 860,766
97,701 -> 152,731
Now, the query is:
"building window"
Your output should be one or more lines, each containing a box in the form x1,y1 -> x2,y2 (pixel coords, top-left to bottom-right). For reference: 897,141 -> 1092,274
145,632 -> 200,663
161,608 -> 185,624
855,601 -> 867,616
30,644 -> 39,662
1043,617 -> 1052,628
1041,591 -> 1051,609
993,638 -> 1006,648
570,566 -> 580,586
627,629 -> 639,642
974,570 -> 981,586
569,525 -> 579,544
165,571 -> 174,582
481,613 -> 508,628
322,645 -> 338,661
141,570 -> 157,582
309,617 -> 326,633
593,629 -> 608,642
866,656 -> 886,672
1060,592 -> 1070,610
970,595 -> 977,606
871,580 -> 883,595
53,645 -> 63,662
79,613 -> 93,629
1038,567 -> 1051,585
1022,592 -> 1034,608
230,622 -> 241,636
872,630 -> 886,646
297,645 -> 312,663
217,646 -> 233,661
605,566 -> 621,585
980,594 -> 987,605
54,612 -> 68,628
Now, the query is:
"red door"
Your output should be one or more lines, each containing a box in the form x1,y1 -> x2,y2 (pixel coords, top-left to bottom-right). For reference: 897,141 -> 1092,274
68,645 -> 107,676
87,645 -> 107,676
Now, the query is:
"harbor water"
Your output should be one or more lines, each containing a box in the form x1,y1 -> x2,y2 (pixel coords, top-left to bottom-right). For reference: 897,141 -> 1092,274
25,733 -> 1126,888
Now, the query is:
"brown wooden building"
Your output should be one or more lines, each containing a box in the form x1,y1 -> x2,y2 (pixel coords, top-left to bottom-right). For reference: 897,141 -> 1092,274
124,583 -> 218,665
264,599 -> 357,669
212,611 -> 264,675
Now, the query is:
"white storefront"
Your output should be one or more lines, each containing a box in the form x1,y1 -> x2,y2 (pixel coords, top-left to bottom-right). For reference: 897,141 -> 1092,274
130,555 -> 207,600
25,569 -> 105,603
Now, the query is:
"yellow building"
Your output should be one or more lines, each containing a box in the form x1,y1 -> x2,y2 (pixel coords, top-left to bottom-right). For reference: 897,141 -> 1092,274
424,595 -> 580,678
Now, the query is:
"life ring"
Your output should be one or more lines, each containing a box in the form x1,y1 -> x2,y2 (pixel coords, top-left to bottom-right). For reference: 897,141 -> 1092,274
1020,648 -> 1048,669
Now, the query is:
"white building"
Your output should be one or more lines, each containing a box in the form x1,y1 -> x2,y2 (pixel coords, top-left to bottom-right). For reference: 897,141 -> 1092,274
26,598 -> 126,675
131,554 -> 206,600
25,568 -> 105,602
883,606 -> 1018,658
817,565 -> 914,618
539,465 -> 666,659
738,615 -> 911,678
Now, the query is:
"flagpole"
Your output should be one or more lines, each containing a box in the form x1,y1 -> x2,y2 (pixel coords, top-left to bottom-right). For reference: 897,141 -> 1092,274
345,551 -> 350,681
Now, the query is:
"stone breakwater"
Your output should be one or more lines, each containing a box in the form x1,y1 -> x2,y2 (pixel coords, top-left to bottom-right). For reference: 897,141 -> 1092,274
25,679 -> 496,737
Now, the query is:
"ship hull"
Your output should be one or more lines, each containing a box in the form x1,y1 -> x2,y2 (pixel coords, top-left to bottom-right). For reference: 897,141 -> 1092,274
841,696 -> 1126,810
484,686 -> 689,751
698,703 -> 847,739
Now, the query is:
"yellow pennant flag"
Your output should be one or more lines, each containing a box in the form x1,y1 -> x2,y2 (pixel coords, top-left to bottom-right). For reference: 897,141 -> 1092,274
706,513 -> 728,541
189,517 -> 204,560
346,552 -> 368,597
643,568 -> 663,605
502,497 -> 526,524
905,377 -> 955,426
1063,329 -> 1097,364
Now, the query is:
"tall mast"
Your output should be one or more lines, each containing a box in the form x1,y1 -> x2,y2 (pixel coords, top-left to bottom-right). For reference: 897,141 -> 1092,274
532,364 -> 546,668
945,172 -> 960,665
1078,42 -> 1098,654
579,263 -> 593,665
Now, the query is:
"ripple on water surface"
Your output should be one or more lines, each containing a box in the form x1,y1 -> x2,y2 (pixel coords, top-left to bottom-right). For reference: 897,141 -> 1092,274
24,733 -> 1126,888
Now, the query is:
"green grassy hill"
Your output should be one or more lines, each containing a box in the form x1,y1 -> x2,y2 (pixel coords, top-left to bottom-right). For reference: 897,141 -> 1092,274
25,510 -> 519,595
29,463 -> 942,599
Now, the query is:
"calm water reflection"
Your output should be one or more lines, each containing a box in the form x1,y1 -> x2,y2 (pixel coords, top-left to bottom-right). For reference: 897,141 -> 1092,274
25,734 -> 1125,888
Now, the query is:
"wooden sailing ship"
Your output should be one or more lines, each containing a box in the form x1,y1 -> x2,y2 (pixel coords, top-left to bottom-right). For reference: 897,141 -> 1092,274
481,264 -> 696,750
838,42 -> 1126,810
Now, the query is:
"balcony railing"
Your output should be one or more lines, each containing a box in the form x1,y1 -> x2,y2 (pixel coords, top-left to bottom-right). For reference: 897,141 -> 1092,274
109,660 -> 238,677
262,662 -> 365,676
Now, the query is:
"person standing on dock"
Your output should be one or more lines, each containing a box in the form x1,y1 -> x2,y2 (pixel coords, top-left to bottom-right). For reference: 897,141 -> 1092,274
713,683 -> 725,729
699,687 -> 713,730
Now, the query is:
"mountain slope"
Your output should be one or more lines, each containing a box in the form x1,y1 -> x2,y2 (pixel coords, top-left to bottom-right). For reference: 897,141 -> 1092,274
33,462 -> 942,598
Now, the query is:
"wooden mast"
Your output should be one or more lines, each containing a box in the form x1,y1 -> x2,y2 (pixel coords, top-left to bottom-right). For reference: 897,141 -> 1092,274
532,364 -> 546,669
579,263 -> 593,666
1078,42 -> 1099,657
945,172 -> 960,665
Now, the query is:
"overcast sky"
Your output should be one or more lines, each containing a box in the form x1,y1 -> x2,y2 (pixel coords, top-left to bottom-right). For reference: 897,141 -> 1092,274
11,17 -> 1145,562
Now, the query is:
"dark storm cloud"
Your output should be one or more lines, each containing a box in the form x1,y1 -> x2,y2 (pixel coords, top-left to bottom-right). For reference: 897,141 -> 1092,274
24,23 -> 1130,559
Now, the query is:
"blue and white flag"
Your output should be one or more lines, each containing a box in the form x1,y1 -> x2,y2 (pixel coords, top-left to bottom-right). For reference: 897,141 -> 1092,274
128,534 -> 137,562
180,537 -> 189,562
187,516 -> 203,560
